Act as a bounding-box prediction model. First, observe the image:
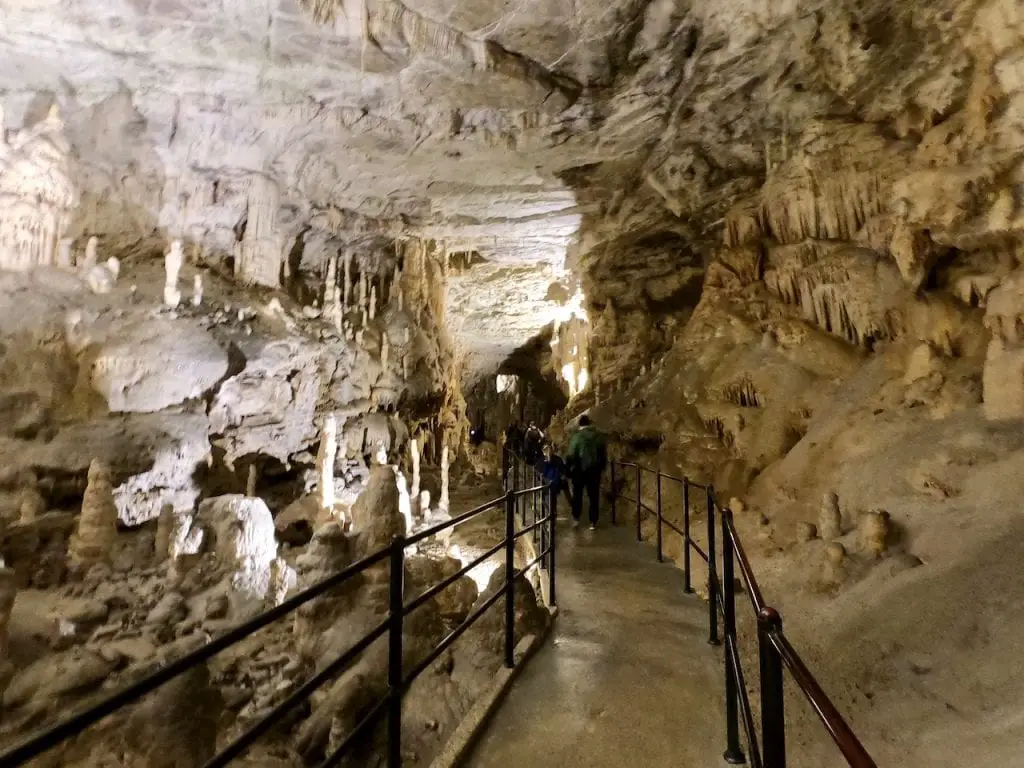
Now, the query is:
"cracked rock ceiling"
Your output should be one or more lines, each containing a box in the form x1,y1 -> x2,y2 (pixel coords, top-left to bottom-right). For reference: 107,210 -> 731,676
0,0 -> 1010,375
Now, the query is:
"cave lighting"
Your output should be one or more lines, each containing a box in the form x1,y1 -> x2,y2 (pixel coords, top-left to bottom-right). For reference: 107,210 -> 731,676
496,374 -> 517,394
449,544 -> 501,592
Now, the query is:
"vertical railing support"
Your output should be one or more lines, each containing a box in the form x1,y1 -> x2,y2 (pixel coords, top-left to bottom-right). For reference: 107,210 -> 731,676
540,484 -> 548,571
707,486 -> 720,646
635,465 -> 642,543
759,607 -> 786,768
656,471 -> 664,563
610,462 -> 617,526
548,484 -> 557,607
502,446 -> 509,492
682,478 -> 693,594
721,510 -> 746,765
504,490 -> 516,669
387,536 -> 405,768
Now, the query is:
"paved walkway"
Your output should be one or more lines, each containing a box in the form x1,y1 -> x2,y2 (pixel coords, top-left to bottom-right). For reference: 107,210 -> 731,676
466,520 -> 727,768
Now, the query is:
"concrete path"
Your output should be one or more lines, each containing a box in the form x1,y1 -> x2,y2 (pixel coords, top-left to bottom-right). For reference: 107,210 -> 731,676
466,520 -> 729,768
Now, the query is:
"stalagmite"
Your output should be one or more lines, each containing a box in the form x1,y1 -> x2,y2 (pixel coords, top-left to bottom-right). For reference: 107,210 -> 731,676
439,440 -> 450,511
403,354 -> 410,380
192,274 -> 203,307
317,413 -> 338,512
370,285 -> 377,320
246,465 -> 257,497
381,332 -> 390,368
86,257 -> 120,294
82,236 -> 98,269
410,437 -> 421,506
164,239 -> 184,307
68,460 -> 119,566
359,269 -> 368,309
419,490 -> 431,516
398,286 -> 404,311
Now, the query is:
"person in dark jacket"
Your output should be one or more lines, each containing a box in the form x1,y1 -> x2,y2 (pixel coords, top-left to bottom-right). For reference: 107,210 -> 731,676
567,414 -> 607,530
537,443 -> 571,515
524,422 -> 543,464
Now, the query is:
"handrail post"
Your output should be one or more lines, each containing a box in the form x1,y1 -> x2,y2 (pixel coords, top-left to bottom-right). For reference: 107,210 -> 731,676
502,445 -> 509,491
707,486 -> 720,646
504,490 -> 516,669
721,510 -> 746,765
540,484 -> 548,571
610,462 -> 617,526
387,536 -> 405,768
682,478 -> 693,594
548,484 -> 557,607
656,471 -> 664,563
635,464 -> 642,543
759,607 -> 786,768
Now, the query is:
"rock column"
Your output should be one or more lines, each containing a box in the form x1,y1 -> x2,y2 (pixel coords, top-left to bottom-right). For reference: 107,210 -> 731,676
68,460 -> 119,566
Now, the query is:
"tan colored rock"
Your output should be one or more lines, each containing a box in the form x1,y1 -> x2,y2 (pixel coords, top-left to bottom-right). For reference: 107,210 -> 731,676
0,568 -> 17,660
859,510 -> 892,557
155,502 -> 175,560
818,491 -> 842,540
796,521 -> 818,543
904,343 -> 940,384
68,460 -> 119,567
122,663 -> 223,768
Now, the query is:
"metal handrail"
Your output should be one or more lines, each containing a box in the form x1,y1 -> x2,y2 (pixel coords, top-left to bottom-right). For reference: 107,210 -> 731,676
607,458 -> 877,768
0,457 -> 557,768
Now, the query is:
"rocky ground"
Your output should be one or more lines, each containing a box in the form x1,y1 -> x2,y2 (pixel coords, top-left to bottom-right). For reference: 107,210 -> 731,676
0,259 -> 549,767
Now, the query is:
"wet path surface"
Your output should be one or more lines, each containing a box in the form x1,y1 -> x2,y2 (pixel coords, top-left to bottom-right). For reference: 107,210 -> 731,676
466,520 -> 727,768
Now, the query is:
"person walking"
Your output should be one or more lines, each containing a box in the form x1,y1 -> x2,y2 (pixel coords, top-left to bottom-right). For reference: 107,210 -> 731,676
524,421 -> 543,464
536,443 -> 569,519
567,414 -> 607,530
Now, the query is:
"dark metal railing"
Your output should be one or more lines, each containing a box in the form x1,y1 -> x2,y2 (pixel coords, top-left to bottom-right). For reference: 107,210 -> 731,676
607,459 -> 877,768
0,464 -> 556,768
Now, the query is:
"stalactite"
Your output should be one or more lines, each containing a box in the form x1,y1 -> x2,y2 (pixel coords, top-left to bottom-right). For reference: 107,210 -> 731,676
56,238 -> 72,269
192,274 -> 203,307
439,440 -> 450,511
343,250 -> 352,309
246,465 -> 257,497
370,285 -> 377,320
381,332 -> 390,368
237,174 -> 283,288
317,413 -> 337,512
0,105 -> 77,271
410,437 -> 421,509
359,269 -> 368,309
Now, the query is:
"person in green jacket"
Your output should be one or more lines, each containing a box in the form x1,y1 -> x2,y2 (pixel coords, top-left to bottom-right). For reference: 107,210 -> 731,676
567,414 -> 607,530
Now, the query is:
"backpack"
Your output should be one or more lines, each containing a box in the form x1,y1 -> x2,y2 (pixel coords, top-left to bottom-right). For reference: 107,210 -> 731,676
571,427 -> 604,473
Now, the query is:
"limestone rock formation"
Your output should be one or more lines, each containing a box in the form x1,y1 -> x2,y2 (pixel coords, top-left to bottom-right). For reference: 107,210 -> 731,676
198,494 -> 281,604
0,105 -> 77,271
68,460 -> 119,566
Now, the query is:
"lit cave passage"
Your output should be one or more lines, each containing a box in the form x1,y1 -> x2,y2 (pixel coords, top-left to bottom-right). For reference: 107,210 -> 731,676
2,0 -> 1024,765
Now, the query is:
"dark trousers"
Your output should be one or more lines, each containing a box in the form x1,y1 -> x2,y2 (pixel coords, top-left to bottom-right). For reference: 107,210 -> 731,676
571,470 -> 602,525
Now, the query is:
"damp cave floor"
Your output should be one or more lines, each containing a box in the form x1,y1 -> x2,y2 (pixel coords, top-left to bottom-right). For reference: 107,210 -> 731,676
465,517 -> 728,768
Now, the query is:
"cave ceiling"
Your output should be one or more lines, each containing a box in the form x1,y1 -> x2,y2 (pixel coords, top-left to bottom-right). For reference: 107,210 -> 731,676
0,0 -> 1001,374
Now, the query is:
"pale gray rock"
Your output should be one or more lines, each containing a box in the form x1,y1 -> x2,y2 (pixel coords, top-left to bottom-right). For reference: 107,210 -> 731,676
90,318 -> 228,413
